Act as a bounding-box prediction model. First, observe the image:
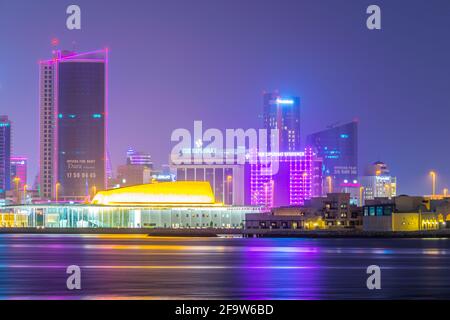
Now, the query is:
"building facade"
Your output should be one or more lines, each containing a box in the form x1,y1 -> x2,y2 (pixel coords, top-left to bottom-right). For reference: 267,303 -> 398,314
248,148 -> 321,208
174,164 -> 245,205
306,121 -> 358,194
363,196 -> 450,231
263,92 -> 301,152
361,161 -> 397,201
39,49 -> 107,201
10,156 -> 27,189
0,116 -> 11,198
117,164 -> 152,187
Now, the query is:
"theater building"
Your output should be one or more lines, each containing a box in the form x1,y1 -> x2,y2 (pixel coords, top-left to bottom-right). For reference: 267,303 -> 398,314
0,181 -> 263,229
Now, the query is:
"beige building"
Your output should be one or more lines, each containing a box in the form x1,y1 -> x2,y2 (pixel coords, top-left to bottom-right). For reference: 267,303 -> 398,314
245,193 -> 362,230
363,195 -> 450,231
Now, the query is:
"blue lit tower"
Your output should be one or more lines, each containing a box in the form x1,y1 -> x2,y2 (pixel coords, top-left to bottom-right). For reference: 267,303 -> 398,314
0,116 -> 11,198
263,92 -> 301,152
306,121 -> 358,193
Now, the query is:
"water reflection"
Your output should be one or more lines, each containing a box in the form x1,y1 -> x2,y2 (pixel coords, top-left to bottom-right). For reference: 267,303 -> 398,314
0,235 -> 449,299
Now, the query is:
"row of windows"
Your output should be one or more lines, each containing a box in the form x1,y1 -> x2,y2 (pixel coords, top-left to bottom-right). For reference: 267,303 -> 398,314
364,206 -> 394,217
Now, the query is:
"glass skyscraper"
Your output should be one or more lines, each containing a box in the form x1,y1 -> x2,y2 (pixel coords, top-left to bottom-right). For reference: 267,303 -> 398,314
0,116 -> 11,198
263,92 -> 301,152
306,121 -> 358,193
39,49 -> 107,201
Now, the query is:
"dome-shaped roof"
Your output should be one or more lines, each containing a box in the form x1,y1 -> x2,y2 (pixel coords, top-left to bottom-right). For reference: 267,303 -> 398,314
92,181 -> 216,206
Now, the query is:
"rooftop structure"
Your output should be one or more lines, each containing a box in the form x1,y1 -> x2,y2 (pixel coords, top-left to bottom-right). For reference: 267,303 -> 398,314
92,181 -> 217,206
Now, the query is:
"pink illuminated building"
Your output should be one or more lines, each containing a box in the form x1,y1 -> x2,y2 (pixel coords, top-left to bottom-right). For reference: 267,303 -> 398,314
249,147 -> 321,208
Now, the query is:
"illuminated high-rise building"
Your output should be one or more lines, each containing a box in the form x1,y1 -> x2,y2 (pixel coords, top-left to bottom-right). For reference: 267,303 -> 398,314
248,148 -> 318,207
39,49 -> 108,201
0,116 -> 11,198
306,121 -> 358,193
263,92 -> 301,152
10,156 -> 27,189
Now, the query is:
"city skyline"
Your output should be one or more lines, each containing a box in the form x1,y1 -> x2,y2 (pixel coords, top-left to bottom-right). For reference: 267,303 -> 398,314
1,0 -> 450,195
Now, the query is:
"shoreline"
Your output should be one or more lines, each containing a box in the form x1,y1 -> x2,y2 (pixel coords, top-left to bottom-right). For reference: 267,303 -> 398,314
0,227 -> 449,238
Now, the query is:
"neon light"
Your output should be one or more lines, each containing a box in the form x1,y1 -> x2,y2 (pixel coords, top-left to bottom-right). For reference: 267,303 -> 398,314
249,148 -> 313,208
340,134 -> 349,138
58,114 -> 63,119
92,114 -> 102,118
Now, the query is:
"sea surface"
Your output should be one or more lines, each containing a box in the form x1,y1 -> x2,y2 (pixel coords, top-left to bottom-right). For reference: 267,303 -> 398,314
0,234 -> 449,299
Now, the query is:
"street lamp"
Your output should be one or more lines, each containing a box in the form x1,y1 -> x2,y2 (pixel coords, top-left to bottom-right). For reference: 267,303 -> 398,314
326,176 -> 332,194
429,171 -> 437,196
13,176 -> 20,204
23,184 -> 28,204
384,184 -> 392,199
359,186 -> 364,207
226,175 -> 232,205
91,185 -> 97,200
55,182 -> 61,203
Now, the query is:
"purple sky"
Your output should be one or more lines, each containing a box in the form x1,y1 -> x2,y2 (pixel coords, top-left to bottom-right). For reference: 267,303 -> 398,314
1,0 -> 450,195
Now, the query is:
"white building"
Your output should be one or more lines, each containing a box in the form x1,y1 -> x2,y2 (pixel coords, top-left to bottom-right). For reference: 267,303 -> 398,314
361,161 -> 397,201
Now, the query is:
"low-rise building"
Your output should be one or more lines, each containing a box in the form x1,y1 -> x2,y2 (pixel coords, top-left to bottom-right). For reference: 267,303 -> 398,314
307,193 -> 363,228
363,195 -> 450,231
245,193 -> 362,230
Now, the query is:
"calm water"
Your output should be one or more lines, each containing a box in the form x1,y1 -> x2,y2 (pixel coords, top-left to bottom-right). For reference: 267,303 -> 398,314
0,234 -> 449,299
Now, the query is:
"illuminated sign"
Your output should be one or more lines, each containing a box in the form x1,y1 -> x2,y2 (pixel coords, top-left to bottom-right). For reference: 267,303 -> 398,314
275,98 -> 295,105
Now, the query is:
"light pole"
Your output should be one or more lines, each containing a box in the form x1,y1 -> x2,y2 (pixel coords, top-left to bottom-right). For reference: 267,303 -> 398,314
429,171 -> 436,197
326,176 -> 332,194
23,184 -> 28,204
55,182 -> 61,203
384,184 -> 391,199
13,177 -> 20,204
359,186 -> 364,207
444,188 -> 448,197
226,175 -> 232,205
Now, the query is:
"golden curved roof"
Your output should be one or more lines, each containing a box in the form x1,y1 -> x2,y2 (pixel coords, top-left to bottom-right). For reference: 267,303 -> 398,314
92,181 -> 217,206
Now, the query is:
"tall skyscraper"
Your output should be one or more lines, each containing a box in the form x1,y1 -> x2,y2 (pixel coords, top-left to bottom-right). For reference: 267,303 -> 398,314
10,156 -> 27,189
39,49 -> 108,201
306,121 -> 358,194
0,116 -> 11,198
263,92 -> 301,152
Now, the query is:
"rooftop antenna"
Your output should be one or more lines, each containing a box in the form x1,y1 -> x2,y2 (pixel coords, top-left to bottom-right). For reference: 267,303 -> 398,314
51,37 -> 59,48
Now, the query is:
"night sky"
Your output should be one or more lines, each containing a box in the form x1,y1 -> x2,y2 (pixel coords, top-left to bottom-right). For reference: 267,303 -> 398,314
1,0 -> 449,195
